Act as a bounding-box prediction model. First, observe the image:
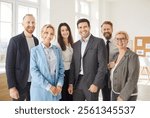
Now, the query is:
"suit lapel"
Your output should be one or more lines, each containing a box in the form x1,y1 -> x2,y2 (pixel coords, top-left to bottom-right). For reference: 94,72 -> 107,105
75,41 -> 81,59
39,44 -> 51,75
21,33 -> 30,56
83,35 -> 94,57
78,41 -> 82,58
115,56 -> 126,70
115,49 -> 130,70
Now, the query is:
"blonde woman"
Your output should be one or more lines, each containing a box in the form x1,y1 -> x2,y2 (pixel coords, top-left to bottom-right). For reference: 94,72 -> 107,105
109,31 -> 140,101
30,24 -> 64,101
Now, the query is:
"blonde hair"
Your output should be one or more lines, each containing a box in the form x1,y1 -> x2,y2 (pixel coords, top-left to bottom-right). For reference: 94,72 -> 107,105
41,24 -> 55,39
115,31 -> 129,40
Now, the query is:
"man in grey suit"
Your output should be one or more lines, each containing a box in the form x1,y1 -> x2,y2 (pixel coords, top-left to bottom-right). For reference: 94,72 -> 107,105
68,18 -> 107,101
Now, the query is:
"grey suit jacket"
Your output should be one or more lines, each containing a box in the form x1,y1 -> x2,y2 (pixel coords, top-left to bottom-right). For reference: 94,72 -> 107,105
69,35 -> 107,89
112,49 -> 140,100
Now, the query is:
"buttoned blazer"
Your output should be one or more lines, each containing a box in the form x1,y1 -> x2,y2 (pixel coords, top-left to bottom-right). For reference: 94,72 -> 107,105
30,44 -> 64,100
69,35 -> 107,89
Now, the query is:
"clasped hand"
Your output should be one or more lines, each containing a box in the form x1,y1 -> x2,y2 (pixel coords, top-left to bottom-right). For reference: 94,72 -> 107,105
50,86 -> 62,96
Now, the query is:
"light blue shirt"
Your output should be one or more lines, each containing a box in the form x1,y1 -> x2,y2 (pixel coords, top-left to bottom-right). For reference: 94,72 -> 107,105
41,43 -> 57,75
80,34 -> 91,75
41,43 -> 57,91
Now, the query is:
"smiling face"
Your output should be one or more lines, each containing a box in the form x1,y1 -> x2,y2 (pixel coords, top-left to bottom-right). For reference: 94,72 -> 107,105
115,32 -> 129,49
101,24 -> 113,40
22,15 -> 35,34
77,22 -> 90,40
41,25 -> 55,45
60,26 -> 69,39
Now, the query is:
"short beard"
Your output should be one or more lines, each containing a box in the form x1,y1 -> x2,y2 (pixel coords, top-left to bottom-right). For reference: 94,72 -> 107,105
104,32 -> 112,40
25,26 -> 35,34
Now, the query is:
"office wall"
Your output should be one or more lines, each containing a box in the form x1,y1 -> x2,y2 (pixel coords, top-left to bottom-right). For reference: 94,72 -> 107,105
49,0 -> 100,41
50,0 -> 75,39
40,0 -> 150,46
38,0 -> 51,41
89,0 -> 99,37
99,0 -> 150,49
40,0 -> 50,27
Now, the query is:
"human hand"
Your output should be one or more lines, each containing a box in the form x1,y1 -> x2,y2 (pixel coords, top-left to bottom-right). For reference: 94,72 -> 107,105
9,87 -> 19,99
68,84 -> 73,95
50,86 -> 57,96
117,96 -> 123,101
55,86 -> 62,95
88,84 -> 98,93
108,61 -> 115,69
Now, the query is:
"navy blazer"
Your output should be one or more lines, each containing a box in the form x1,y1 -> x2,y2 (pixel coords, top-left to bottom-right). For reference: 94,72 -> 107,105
6,32 -> 39,90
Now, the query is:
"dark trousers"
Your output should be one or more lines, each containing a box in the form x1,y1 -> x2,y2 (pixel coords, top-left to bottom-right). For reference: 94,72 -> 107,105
12,82 -> 31,101
60,70 -> 73,101
102,72 -> 111,101
111,91 -> 137,101
73,75 -> 99,101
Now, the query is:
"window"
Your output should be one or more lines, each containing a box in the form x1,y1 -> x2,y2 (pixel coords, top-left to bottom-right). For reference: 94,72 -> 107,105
18,0 -> 38,3
27,0 -> 38,3
80,1 -> 89,16
0,0 -> 39,65
75,0 -> 90,41
0,1 -> 12,64
17,5 -> 38,35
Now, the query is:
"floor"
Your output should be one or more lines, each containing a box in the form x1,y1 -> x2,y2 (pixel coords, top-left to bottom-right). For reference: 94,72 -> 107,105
0,73 -> 150,101
99,74 -> 150,101
137,75 -> 150,101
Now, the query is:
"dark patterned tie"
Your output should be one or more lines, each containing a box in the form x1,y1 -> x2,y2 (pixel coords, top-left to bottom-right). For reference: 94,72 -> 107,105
106,40 -> 110,63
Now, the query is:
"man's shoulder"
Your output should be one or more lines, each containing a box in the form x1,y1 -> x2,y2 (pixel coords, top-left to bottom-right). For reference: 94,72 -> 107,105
73,40 -> 80,47
90,35 -> 103,41
32,35 -> 38,41
31,44 -> 41,53
11,33 -> 24,42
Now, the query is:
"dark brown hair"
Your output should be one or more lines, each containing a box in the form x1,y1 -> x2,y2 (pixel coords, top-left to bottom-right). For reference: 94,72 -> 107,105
57,23 -> 73,51
77,18 -> 90,28
101,21 -> 113,28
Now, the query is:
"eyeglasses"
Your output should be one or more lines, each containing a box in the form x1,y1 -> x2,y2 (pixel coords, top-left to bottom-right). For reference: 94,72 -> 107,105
115,38 -> 127,42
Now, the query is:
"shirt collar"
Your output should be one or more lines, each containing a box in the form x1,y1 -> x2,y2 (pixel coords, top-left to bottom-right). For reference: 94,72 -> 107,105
41,42 -> 53,49
80,34 -> 91,43
102,36 -> 113,44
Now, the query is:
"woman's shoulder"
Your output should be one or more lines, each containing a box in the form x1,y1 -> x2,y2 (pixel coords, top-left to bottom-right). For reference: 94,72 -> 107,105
127,49 -> 138,57
52,44 -> 62,52
126,49 -> 139,62
31,44 -> 42,52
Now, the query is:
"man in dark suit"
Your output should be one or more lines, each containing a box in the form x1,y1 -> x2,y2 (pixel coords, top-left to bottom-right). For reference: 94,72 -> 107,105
68,18 -> 107,101
6,14 -> 39,101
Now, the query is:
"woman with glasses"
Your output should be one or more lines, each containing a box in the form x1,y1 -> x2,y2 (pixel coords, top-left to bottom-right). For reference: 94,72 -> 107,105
108,31 -> 140,101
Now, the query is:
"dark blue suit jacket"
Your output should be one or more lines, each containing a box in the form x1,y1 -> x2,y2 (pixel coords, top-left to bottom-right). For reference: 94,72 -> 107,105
6,32 -> 39,90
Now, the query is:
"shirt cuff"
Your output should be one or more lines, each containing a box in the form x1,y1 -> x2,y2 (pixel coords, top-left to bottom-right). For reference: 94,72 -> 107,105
46,84 -> 51,91
57,82 -> 63,87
